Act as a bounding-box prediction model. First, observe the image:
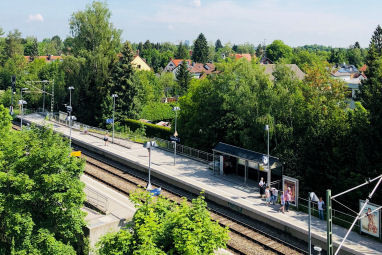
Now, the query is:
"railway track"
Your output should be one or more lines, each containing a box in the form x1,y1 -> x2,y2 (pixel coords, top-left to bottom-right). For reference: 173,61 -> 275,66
82,152 -> 307,255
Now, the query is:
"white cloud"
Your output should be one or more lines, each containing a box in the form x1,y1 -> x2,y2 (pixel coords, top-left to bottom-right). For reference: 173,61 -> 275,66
192,0 -> 201,7
27,14 -> 44,23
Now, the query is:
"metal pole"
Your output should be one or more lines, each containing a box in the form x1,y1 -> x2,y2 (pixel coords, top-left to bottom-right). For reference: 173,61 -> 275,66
326,190 -> 333,255
21,89 -> 23,130
174,141 -> 177,165
51,80 -> 54,118
267,126 -> 270,188
69,89 -> 72,147
148,148 -> 152,189
43,83 -> 45,113
175,110 -> 177,134
309,193 -> 312,255
112,95 -> 115,143
332,174 -> 382,199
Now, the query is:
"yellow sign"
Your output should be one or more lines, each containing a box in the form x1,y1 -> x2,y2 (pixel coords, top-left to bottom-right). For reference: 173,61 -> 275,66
70,151 -> 82,157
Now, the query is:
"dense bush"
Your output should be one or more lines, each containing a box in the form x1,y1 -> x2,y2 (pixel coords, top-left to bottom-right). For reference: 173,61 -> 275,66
140,101 -> 176,121
122,118 -> 172,139
97,190 -> 229,254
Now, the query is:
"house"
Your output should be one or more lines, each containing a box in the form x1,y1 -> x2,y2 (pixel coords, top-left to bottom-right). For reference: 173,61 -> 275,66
262,64 -> 305,81
331,64 -> 366,108
234,54 -> 253,61
163,59 -> 216,79
24,55 -> 63,63
131,55 -> 151,71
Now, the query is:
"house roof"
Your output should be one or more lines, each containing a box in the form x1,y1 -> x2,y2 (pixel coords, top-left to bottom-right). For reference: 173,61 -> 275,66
189,63 -> 216,75
263,64 -> 305,81
171,59 -> 192,67
234,54 -> 252,61
213,142 -> 281,169
359,64 -> 367,72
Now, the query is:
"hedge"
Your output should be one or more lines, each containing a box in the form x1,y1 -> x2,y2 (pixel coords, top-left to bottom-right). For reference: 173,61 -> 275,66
122,118 -> 172,140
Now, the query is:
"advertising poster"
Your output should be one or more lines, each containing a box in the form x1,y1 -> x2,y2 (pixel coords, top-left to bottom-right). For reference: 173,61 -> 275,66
359,200 -> 380,238
282,176 -> 299,207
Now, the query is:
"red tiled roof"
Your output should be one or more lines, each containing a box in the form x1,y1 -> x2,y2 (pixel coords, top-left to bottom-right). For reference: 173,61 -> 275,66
359,64 -> 367,72
234,54 -> 252,61
171,59 -> 192,67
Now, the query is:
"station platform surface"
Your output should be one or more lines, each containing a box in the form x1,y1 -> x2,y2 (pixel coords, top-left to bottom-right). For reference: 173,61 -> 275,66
22,113 -> 382,255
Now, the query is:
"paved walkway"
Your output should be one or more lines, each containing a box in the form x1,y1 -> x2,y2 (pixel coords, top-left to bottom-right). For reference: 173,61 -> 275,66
23,113 -> 382,255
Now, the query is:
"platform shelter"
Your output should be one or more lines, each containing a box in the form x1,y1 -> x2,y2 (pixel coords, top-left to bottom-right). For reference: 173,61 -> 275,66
212,142 -> 282,185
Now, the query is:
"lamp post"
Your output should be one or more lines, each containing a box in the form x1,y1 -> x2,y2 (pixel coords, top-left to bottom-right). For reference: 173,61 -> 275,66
309,192 -> 319,255
265,125 -> 270,187
68,86 -> 74,147
20,88 -> 28,130
143,141 -> 157,190
10,75 -> 16,115
173,106 -> 180,165
112,94 -> 118,143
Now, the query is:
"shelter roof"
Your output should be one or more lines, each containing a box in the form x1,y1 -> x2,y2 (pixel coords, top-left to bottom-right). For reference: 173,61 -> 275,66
213,142 -> 280,168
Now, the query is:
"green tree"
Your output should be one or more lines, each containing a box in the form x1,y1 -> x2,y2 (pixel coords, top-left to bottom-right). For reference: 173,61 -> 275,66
358,25 -> 382,178
24,37 -> 39,57
192,33 -> 208,63
107,41 -> 139,120
176,60 -> 192,94
175,41 -> 189,59
97,190 -> 229,254
68,1 -> 121,125
265,40 -> 293,62
256,43 -> 263,58
5,30 -> 23,59
215,39 -> 223,52
0,110 -> 87,254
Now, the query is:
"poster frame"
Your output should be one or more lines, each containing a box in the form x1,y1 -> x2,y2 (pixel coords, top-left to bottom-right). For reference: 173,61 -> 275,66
359,199 -> 381,239
282,175 -> 299,208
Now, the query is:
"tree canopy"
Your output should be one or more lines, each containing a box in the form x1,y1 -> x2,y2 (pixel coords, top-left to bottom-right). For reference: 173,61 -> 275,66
266,40 -> 293,62
192,33 -> 209,63
97,190 -> 229,255
0,105 -> 87,254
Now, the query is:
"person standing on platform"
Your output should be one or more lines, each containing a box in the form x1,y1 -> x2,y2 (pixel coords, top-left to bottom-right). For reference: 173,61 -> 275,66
279,191 -> 285,213
265,186 -> 271,205
271,187 -> 278,205
259,177 -> 265,198
317,197 -> 325,220
284,187 -> 292,212
104,133 -> 109,146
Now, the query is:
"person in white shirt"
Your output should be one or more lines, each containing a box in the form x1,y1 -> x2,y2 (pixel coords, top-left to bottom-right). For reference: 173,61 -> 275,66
259,177 -> 265,198
317,197 -> 325,220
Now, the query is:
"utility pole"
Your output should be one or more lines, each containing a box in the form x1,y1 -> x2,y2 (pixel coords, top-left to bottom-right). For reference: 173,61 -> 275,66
51,80 -> 54,117
326,190 -> 333,255
68,86 -> 74,147
173,106 -> 180,165
10,75 -> 16,114
112,94 -> 118,143
265,125 -> 270,187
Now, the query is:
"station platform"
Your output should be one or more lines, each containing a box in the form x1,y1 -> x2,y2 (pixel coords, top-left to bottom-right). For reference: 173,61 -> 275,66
81,173 -> 136,252
22,113 -> 382,255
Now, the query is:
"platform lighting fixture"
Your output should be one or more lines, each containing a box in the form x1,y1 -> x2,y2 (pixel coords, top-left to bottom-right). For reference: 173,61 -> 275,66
112,94 -> 118,143
143,141 -> 158,190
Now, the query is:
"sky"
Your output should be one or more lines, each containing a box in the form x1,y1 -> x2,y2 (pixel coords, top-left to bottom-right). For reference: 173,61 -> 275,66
0,0 -> 381,47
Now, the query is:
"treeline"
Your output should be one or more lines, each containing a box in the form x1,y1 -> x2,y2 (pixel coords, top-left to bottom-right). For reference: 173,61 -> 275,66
0,1 -> 381,207
177,27 -> 382,208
